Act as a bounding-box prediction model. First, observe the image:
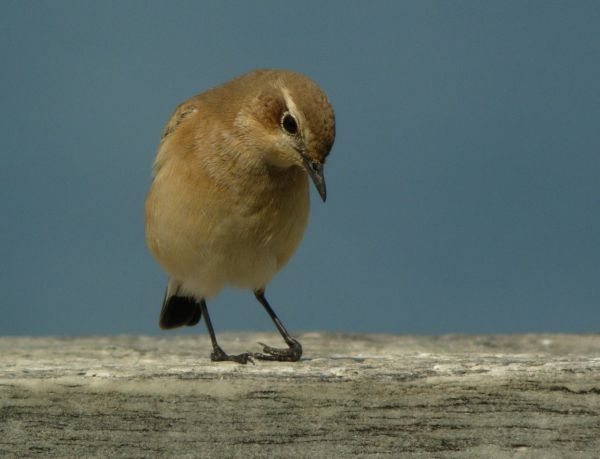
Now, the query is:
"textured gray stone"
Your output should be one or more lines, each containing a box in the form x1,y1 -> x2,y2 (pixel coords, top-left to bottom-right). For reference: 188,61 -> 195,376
1,333 -> 599,457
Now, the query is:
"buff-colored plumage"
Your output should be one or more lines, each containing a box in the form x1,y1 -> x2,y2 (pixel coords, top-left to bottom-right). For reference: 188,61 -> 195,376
145,69 -> 335,363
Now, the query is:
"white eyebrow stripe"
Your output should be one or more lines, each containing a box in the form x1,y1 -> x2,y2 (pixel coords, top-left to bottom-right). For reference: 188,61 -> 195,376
281,88 -> 300,119
281,87 -> 312,145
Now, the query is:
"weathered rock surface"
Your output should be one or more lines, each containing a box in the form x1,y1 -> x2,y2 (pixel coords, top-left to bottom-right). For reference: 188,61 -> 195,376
1,333 -> 599,457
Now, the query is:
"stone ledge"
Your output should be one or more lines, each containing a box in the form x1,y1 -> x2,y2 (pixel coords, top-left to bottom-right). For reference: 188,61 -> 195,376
1,333 -> 599,457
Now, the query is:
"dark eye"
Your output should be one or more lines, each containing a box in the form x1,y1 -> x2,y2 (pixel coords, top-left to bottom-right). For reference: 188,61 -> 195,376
281,113 -> 298,135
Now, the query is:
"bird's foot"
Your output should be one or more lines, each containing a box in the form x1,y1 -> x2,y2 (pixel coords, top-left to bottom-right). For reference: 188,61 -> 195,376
211,346 -> 254,365
252,339 -> 302,362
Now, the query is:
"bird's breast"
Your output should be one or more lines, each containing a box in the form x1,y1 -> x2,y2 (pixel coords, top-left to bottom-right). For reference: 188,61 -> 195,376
200,165 -> 310,293
228,166 -> 310,261
145,158 -> 310,296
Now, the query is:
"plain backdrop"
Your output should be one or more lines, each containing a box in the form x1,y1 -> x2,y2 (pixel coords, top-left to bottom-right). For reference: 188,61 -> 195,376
1,1 -> 599,336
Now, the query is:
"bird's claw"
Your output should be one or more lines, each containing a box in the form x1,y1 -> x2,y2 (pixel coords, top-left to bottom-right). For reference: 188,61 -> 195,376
211,348 -> 254,365
252,340 -> 302,362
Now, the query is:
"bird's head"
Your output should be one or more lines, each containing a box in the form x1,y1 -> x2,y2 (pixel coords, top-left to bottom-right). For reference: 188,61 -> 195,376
233,70 -> 335,201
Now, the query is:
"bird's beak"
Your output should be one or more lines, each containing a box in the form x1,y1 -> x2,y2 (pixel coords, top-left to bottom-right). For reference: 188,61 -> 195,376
302,156 -> 327,202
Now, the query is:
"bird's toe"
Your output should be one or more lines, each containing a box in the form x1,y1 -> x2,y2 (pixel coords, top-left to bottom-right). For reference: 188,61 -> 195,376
253,340 -> 302,362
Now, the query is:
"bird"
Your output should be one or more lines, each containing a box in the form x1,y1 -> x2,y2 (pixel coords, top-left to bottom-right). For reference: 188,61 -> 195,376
144,69 -> 335,364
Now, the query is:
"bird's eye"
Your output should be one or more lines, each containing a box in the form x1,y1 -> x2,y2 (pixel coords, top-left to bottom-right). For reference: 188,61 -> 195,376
281,113 -> 298,135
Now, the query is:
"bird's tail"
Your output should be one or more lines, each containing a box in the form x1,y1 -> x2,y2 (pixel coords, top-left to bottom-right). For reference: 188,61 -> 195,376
159,281 -> 202,329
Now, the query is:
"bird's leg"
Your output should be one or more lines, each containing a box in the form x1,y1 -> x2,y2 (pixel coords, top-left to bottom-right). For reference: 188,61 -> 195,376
252,290 -> 303,362
199,299 -> 253,364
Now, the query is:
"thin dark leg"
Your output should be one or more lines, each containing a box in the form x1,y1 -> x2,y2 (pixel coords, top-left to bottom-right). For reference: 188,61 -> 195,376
252,290 -> 302,362
199,299 -> 252,364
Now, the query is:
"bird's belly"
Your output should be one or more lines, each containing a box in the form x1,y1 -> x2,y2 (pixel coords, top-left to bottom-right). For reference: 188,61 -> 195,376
148,175 -> 310,299
184,209 -> 308,297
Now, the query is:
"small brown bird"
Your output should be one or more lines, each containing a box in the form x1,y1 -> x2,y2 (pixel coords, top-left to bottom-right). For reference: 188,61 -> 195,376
145,69 -> 335,363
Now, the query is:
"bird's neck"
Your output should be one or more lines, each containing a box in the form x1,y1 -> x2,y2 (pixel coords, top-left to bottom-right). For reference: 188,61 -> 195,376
200,136 -> 306,196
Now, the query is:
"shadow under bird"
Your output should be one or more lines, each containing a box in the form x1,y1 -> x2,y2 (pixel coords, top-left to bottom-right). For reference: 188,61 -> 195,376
145,69 -> 336,363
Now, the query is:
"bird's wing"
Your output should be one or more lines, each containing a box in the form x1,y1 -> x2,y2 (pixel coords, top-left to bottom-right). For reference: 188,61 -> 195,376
161,101 -> 198,140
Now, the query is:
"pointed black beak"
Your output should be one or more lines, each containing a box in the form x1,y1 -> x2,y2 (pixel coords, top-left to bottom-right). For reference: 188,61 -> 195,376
302,157 -> 327,202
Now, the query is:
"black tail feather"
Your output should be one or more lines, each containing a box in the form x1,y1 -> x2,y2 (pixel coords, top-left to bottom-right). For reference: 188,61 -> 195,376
159,295 -> 202,329
186,302 -> 202,326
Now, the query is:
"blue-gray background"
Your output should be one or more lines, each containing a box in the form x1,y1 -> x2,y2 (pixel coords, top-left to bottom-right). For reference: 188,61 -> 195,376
2,1 -> 599,336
